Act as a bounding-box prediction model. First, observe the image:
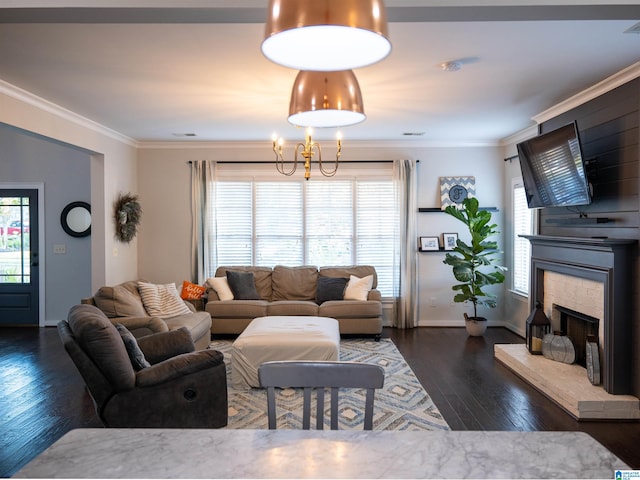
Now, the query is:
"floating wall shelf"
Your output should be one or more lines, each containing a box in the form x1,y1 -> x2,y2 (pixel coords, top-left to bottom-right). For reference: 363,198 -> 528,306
418,207 -> 499,212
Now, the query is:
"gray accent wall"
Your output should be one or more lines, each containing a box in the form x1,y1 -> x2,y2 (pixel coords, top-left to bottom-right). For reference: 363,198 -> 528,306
0,123 -> 92,323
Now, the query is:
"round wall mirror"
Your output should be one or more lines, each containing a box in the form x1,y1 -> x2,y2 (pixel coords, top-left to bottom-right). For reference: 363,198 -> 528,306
61,201 -> 91,238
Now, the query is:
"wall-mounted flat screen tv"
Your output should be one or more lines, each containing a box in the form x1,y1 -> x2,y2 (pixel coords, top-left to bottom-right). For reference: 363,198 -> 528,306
517,122 -> 591,209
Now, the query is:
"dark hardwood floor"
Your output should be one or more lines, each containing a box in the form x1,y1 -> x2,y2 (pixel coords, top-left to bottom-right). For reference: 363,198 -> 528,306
1,326 -> 638,477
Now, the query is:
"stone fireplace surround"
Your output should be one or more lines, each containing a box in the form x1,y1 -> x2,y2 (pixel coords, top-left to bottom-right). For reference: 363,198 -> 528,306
495,235 -> 639,420
544,272 -> 603,367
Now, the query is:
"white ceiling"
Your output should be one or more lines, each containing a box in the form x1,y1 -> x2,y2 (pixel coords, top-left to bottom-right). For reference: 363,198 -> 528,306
0,1 -> 639,145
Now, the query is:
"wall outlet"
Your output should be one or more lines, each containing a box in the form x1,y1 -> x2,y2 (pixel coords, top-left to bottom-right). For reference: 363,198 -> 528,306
53,244 -> 66,254
429,297 -> 436,307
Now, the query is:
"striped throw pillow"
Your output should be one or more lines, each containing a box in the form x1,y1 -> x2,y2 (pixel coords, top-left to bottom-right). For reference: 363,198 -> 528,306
138,282 -> 191,318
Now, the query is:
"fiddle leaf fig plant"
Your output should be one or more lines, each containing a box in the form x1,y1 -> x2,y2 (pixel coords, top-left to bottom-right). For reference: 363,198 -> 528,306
442,197 -> 506,319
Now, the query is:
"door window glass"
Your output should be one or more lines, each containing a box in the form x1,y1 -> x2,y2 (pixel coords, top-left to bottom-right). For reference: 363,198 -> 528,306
0,196 -> 31,284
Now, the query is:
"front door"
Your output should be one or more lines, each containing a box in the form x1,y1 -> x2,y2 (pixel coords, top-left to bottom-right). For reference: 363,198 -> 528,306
0,189 -> 39,325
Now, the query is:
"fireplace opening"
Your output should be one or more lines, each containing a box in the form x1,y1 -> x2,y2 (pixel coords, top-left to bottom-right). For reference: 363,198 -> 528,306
554,304 -> 599,368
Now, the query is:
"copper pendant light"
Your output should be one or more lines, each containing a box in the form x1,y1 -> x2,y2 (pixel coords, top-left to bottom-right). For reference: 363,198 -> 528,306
262,0 -> 391,71
288,70 -> 365,128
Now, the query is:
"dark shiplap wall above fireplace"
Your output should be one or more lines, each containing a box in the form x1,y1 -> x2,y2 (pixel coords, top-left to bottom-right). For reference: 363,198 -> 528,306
535,76 -> 639,396
538,78 -> 639,239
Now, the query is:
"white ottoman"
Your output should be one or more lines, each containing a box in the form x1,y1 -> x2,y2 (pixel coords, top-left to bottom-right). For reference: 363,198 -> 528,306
231,316 -> 340,390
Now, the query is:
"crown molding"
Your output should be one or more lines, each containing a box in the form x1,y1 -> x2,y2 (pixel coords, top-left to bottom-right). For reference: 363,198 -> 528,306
136,138 -> 500,150
532,61 -> 640,125
0,79 -> 137,147
499,124 -> 538,147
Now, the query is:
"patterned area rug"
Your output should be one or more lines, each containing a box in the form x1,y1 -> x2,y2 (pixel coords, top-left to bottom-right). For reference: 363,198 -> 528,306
211,338 -> 450,431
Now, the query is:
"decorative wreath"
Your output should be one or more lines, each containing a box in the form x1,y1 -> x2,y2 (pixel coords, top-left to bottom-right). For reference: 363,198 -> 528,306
114,193 -> 142,243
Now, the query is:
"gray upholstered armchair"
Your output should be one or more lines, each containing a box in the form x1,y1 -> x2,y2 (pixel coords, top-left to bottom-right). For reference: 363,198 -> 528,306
58,304 -> 227,428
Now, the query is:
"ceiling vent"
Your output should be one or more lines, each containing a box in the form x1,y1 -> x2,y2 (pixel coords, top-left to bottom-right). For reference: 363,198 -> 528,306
440,61 -> 461,72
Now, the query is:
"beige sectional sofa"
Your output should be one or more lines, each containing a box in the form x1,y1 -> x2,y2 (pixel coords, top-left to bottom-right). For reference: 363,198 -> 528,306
81,280 -> 212,350
205,265 -> 383,339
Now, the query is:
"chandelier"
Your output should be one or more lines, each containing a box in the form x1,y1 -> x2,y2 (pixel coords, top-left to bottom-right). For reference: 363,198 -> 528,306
272,128 -> 341,181
261,0 -> 391,71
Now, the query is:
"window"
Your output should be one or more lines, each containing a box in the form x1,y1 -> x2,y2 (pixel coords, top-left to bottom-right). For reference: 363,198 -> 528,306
0,195 -> 31,284
210,176 -> 398,297
512,179 -> 533,294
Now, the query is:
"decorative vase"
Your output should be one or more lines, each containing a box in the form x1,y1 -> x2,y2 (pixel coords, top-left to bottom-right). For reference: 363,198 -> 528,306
464,313 -> 487,336
542,331 -> 576,364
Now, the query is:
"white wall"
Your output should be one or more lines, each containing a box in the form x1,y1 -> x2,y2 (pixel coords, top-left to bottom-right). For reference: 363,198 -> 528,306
137,141 -> 506,327
414,146 -> 505,326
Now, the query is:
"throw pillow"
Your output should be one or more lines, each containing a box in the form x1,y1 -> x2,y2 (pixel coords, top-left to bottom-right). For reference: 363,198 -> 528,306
93,282 -> 147,318
180,280 -> 206,300
115,323 -> 151,370
344,274 -> 374,301
226,271 -> 261,300
316,276 -> 348,304
206,276 -> 235,301
137,282 -> 192,318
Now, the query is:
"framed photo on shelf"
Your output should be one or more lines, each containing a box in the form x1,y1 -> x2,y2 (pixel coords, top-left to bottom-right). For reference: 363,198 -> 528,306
443,233 -> 458,251
420,236 -> 440,251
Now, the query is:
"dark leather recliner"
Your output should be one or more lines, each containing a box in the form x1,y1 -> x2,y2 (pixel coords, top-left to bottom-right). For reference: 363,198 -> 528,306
58,304 -> 227,428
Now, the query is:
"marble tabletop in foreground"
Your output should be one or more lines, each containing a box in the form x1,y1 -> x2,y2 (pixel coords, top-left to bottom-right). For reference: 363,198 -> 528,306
15,428 -> 629,479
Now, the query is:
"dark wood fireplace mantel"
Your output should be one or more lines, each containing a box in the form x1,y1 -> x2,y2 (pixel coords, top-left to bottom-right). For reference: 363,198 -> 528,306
523,235 -> 637,395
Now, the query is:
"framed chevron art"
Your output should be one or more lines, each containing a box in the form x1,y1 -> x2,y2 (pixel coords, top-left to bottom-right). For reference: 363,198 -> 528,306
440,176 -> 475,210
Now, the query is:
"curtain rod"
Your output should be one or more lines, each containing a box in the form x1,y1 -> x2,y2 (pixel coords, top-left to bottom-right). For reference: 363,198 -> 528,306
504,155 -> 519,163
187,160 -> 418,165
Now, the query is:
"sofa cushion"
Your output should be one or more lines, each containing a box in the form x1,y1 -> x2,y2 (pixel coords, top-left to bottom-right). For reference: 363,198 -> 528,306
344,274 -> 374,301
215,266 -> 273,300
138,282 -> 192,318
319,300 -> 382,319
163,312 -> 211,349
272,265 -> 318,301
267,300 -> 319,317
206,276 -> 234,301
319,265 -> 378,289
115,323 -> 151,370
93,281 -> 147,318
226,271 -> 261,300
316,276 -> 348,304
206,300 -> 269,319
136,327 -> 195,364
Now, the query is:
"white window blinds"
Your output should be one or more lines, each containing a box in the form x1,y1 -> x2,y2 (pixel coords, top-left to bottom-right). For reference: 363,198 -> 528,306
256,182 -> 304,265
513,180 -> 532,294
306,181 -> 353,266
210,175 -> 397,296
